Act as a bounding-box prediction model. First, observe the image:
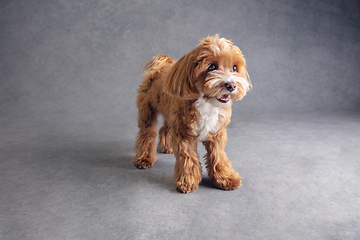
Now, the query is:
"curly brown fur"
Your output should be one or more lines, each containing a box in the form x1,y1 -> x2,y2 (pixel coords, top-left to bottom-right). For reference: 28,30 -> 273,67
133,35 -> 252,193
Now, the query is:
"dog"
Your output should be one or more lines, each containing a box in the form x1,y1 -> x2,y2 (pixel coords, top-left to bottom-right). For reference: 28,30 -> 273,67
133,35 -> 252,193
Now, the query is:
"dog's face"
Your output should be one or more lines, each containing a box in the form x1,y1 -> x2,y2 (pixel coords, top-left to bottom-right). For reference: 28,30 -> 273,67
165,35 -> 251,106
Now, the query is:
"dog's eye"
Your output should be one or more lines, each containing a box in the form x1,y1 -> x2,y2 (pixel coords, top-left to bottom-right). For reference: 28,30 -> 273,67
208,64 -> 217,71
232,65 -> 237,72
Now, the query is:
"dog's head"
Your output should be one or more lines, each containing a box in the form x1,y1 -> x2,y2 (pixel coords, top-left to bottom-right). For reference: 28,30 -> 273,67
164,35 -> 252,107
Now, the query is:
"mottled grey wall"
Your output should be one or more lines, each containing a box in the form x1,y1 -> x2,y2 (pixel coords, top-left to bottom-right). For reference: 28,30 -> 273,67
1,0 -> 360,125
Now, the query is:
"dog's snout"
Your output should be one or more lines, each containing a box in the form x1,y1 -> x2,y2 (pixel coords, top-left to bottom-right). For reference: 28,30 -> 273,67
225,82 -> 236,92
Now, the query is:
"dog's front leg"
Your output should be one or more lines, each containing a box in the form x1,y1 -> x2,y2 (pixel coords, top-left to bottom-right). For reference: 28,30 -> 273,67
203,128 -> 242,190
171,133 -> 202,193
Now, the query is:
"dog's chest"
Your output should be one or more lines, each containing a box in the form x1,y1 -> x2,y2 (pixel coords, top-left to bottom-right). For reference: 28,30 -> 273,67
195,97 -> 225,141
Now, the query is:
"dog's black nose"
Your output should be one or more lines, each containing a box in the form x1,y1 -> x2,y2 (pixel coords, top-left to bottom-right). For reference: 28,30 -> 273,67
225,82 -> 236,92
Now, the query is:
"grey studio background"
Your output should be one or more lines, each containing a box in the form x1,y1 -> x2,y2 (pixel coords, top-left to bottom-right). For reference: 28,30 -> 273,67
1,0 -> 360,239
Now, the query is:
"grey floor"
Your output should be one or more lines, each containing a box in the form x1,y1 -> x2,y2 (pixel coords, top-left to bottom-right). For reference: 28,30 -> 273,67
1,1 -> 360,240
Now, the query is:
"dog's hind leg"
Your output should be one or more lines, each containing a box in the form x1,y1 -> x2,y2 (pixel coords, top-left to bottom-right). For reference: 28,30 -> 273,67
133,93 -> 158,169
158,121 -> 173,154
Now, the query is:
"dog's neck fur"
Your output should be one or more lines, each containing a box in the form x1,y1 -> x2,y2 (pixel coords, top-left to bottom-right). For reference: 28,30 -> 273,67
194,95 -> 228,141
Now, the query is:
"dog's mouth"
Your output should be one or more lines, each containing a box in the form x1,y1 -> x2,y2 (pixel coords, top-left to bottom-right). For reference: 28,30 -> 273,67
217,94 -> 230,103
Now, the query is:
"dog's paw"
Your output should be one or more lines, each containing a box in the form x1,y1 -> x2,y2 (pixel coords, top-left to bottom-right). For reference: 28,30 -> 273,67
157,146 -> 173,154
212,174 -> 242,191
134,158 -> 154,169
175,181 -> 199,193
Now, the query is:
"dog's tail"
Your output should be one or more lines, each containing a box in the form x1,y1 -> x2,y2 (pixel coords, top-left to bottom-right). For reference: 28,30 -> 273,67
142,54 -> 175,83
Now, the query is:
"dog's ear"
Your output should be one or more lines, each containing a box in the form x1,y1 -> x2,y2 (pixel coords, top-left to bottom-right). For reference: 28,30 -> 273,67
239,63 -> 252,89
164,50 -> 199,99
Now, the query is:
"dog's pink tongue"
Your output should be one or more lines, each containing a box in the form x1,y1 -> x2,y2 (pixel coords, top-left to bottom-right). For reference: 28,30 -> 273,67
221,94 -> 229,100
